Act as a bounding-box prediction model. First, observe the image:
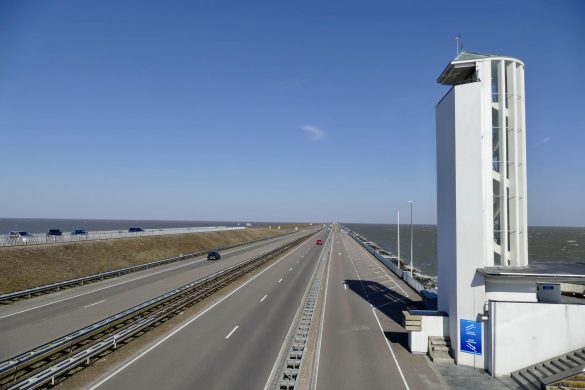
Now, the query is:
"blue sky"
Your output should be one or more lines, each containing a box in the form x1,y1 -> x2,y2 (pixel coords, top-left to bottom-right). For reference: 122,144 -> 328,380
0,0 -> 583,226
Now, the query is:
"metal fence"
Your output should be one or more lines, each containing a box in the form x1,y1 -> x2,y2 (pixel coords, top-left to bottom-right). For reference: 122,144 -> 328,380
0,226 -> 246,247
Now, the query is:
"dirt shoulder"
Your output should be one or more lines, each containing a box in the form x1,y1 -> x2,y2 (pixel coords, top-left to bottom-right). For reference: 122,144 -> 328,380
0,228 -> 286,293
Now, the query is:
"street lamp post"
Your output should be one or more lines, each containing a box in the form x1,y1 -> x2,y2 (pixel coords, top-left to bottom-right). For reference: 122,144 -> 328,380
397,210 -> 400,269
408,201 -> 414,277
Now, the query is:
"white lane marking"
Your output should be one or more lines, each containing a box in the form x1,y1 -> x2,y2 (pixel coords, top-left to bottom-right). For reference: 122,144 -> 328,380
289,267 -> 293,271
88,236 -> 309,390
278,278 -> 283,283
344,284 -> 347,291
225,325 -> 239,339
312,229 -> 333,389
0,234 -> 297,320
340,235 -> 410,390
296,260 -> 299,263
260,294 -> 267,302
372,307 -> 409,389
83,300 -> 105,309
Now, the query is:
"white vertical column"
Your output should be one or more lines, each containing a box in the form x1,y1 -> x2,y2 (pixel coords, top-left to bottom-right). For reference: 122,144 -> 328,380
519,65 -> 528,266
497,60 -> 508,265
510,62 -> 521,266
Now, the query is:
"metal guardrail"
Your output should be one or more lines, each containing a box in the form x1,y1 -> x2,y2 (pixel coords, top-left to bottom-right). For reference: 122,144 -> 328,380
0,226 -> 246,247
275,233 -> 330,389
0,230 -> 302,303
345,229 -> 427,295
0,232 -> 315,390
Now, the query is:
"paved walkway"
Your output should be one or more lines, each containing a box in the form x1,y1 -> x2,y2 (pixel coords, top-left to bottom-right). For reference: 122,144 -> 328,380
431,362 -> 520,389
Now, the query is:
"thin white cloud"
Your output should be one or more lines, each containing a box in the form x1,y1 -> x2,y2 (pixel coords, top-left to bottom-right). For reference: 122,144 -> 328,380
531,136 -> 552,149
301,125 -> 326,141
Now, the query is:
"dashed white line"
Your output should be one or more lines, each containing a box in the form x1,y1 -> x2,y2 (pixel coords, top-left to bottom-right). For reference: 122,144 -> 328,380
83,300 -> 105,309
289,267 -> 293,271
225,325 -> 239,339
344,284 -> 347,291
0,234 -> 296,320
260,295 -> 267,302
88,239 -> 304,390
278,278 -> 283,283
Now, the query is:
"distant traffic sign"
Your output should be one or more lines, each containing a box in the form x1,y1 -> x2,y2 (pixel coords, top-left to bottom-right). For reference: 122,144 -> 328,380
460,319 -> 482,355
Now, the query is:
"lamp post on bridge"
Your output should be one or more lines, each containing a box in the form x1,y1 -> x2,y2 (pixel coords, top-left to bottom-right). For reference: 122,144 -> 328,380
408,200 -> 414,277
397,210 -> 400,270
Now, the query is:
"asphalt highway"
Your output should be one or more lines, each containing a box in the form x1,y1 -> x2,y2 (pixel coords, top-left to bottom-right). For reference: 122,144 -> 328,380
88,229 -> 332,390
0,230 -> 315,360
315,227 -> 442,389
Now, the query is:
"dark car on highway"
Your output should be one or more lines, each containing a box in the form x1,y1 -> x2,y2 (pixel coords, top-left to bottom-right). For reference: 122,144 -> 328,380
72,229 -> 87,235
128,227 -> 144,233
47,229 -> 63,236
207,251 -> 221,260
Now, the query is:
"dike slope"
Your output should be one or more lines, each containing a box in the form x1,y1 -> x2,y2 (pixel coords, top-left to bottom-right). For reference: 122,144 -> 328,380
0,228 -> 286,293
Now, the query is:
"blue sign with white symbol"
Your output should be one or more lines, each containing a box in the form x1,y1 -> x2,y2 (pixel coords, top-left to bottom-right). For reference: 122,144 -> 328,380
460,319 -> 482,355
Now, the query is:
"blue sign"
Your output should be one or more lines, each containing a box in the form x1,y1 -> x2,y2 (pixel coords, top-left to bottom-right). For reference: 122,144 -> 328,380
460,319 -> 482,355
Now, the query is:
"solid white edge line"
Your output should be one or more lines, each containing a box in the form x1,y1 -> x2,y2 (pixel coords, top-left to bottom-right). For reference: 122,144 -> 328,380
372,308 -> 410,390
87,235 -> 310,390
311,229 -> 333,390
83,300 -> 105,309
225,325 -> 239,339
0,233 -> 298,320
260,294 -> 267,302
340,233 -> 410,390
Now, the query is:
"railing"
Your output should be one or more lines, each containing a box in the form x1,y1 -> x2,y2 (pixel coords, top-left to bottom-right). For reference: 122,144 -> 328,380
344,229 -> 430,296
0,229 -> 302,303
0,232 -> 316,390
0,226 -> 246,247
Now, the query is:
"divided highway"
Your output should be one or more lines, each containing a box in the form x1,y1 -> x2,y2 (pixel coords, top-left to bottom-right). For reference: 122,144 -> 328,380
87,229 -> 332,390
1,225 -> 446,389
0,230 -> 314,360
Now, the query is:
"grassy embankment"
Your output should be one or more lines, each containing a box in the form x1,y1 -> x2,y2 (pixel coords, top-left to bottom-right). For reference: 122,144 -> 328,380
0,228 -> 288,293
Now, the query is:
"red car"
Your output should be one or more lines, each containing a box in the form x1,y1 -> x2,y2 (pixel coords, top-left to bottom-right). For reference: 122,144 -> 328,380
316,239 -> 323,245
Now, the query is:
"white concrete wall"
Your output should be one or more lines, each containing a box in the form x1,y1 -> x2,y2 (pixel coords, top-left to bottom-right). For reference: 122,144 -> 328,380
436,88 -> 457,318
491,301 -> 585,375
486,278 -> 537,302
437,81 -> 488,369
409,315 -> 449,354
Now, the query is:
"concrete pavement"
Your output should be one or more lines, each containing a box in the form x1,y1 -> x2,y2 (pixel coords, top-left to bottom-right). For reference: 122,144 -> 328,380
87,229 -> 332,390
315,227 -> 443,389
0,230 -> 311,360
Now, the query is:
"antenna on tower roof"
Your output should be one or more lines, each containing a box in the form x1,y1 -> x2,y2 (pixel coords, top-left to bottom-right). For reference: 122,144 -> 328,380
455,35 -> 463,55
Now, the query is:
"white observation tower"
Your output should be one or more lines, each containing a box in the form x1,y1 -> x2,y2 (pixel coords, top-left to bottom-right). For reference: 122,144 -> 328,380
436,51 -> 529,367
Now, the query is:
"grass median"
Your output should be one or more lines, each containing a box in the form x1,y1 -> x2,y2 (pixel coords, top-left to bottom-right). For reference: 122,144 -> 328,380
0,228 -> 288,293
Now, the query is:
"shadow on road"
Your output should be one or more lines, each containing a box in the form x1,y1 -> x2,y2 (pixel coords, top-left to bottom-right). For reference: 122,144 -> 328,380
344,279 -> 424,351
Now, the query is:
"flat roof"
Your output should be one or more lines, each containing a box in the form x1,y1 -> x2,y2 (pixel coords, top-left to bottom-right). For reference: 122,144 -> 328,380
479,262 -> 585,283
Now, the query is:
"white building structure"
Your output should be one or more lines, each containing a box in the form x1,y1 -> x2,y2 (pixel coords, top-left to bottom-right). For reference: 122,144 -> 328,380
434,51 -> 585,375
